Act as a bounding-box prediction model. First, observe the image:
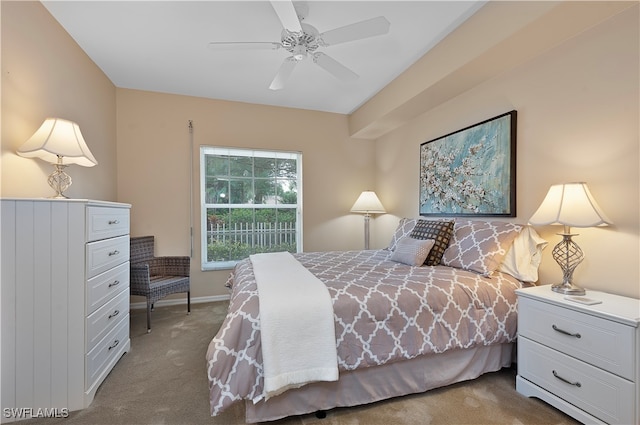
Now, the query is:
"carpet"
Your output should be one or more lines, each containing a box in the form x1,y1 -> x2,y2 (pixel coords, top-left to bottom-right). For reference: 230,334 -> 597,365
18,302 -> 580,425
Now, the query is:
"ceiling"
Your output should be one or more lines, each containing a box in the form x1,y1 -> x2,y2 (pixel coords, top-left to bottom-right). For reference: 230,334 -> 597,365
42,1 -> 485,115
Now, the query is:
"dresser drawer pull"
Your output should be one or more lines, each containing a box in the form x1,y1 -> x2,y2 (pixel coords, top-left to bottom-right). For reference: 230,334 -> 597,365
108,340 -> 120,351
108,280 -> 120,288
108,310 -> 120,319
108,250 -> 120,257
552,370 -> 581,387
108,219 -> 120,225
552,324 -> 581,338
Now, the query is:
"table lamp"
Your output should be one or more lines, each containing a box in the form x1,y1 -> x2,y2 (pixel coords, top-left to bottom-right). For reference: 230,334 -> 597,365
529,182 -> 612,295
17,118 -> 98,198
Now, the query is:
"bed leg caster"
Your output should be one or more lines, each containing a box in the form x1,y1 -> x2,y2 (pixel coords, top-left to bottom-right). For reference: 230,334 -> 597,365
315,411 -> 327,419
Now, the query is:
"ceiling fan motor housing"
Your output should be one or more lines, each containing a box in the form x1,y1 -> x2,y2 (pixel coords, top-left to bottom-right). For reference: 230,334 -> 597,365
281,23 -> 320,60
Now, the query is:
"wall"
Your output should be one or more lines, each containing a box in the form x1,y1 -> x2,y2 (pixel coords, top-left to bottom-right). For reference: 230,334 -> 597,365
372,4 -> 639,298
3,1 -> 638,301
1,1 -> 117,201
116,89 -> 376,300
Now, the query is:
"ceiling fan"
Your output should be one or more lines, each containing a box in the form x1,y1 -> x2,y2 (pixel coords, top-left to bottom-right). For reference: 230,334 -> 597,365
207,1 -> 390,90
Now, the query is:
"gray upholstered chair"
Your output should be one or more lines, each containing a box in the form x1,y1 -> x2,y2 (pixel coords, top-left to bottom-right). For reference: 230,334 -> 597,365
129,236 -> 190,332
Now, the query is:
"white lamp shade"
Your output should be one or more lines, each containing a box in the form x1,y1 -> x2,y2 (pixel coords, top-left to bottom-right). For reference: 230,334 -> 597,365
529,182 -> 612,227
351,191 -> 386,214
17,118 -> 98,167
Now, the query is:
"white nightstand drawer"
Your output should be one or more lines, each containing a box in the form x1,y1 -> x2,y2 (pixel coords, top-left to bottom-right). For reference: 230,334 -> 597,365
86,289 -> 130,352
86,261 -> 130,315
86,315 -> 129,388
518,296 -> 636,379
519,337 -> 635,425
87,206 -> 130,242
86,235 -> 130,279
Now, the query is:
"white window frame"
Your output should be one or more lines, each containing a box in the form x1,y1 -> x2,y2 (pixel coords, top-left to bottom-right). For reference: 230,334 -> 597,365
200,146 -> 303,270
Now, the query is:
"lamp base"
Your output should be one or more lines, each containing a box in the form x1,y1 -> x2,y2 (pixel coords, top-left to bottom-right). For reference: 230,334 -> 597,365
551,283 -> 586,296
48,161 -> 72,199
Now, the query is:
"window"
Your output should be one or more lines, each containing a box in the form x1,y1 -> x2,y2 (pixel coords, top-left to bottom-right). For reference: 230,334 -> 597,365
200,147 -> 302,270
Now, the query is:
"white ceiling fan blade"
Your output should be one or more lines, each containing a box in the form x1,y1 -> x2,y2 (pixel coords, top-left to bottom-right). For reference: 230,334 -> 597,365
269,57 -> 298,90
270,1 -> 302,33
313,52 -> 358,81
207,42 -> 282,51
319,16 -> 390,46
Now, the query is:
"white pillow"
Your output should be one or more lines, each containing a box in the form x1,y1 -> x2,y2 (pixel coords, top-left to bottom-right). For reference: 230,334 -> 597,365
390,237 -> 435,266
498,226 -> 548,282
387,218 -> 419,251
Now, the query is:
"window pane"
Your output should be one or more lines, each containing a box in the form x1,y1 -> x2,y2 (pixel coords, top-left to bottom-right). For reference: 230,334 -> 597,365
254,157 -> 276,178
205,207 -> 230,262
229,179 -> 253,204
278,208 -> 297,253
254,179 -> 276,204
205,178 -> 229,204
254,208 -> 296,254
277,158 -> 297,179
230,156 -> 253,177
206,155 -> 229,176
277,179 -> 297,204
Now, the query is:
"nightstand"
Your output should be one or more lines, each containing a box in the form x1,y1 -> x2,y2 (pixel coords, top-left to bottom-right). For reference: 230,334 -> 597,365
515,285 -> 639,425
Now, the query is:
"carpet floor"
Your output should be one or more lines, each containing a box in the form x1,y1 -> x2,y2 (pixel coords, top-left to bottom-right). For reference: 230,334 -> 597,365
19,302 -> 581,425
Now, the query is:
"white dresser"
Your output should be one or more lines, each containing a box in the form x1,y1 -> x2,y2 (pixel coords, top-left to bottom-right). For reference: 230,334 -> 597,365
1,199 -> 131,422
516,285 -> 640,424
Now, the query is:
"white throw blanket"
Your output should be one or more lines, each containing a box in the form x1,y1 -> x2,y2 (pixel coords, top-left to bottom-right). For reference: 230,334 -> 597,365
250,252 -> 338,400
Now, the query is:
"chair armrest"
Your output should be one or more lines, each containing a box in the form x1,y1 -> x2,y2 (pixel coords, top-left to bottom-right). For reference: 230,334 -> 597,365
153,256 -> 190,277
130,263 -> 151,292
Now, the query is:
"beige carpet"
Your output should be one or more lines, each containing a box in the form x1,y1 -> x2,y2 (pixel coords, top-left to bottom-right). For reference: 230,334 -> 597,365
19,302 -> 580,425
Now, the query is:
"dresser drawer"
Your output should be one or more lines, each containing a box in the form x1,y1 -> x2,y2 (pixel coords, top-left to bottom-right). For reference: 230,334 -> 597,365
518,296 -> 636,379
86,289 -> 130,352
518,337 -> 635,425
87,206 -> 130,242
86,235 -> 129,279
86,262 -> 129,315
86,315 -> 129,388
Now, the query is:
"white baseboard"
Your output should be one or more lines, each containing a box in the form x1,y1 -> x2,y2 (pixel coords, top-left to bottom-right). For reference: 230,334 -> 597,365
129,294 -> 230,310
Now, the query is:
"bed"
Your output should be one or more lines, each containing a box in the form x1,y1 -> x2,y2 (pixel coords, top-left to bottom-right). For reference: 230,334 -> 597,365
206,218 -> 547,423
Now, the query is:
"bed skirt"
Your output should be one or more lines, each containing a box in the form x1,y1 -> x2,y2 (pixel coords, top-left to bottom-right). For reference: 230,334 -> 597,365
245,342 -> 515,423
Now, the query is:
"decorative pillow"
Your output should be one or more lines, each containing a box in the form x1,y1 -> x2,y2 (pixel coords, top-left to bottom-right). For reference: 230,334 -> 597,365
498,226 -> 548,282
390,237 -> 435,266
409,220 -> 455,265
387,218 -> 419,251
441,220 -> 523,276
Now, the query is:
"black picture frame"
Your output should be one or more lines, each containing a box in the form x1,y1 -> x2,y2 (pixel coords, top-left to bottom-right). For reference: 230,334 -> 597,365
419,110 -> 517,217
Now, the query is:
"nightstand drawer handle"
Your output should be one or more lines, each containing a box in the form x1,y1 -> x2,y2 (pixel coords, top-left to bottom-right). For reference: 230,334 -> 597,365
108,340 -> 120,351
108,280 -> 120,288
108,250 -> 120,256
108,310 -> 120,319
108,219 -> 120,225
552,324 -> 581,338
553,370 -> 581,387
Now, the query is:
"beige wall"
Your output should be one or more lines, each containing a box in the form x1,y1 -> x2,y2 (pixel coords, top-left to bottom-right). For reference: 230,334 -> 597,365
1,1 -> 117,201
3,1 -> 638,300
116,89 -> 376,299
371,4 -> 639,298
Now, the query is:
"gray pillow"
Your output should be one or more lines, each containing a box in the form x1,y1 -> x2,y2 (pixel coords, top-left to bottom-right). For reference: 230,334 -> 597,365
410,219 -> 455,265
390,237 -> 435,266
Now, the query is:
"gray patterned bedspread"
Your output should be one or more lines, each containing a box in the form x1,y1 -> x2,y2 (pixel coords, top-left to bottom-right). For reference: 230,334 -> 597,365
206,249 -> 523,416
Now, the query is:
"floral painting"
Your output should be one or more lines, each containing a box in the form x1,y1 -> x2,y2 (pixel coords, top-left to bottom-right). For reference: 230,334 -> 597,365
419,111 -> 517,217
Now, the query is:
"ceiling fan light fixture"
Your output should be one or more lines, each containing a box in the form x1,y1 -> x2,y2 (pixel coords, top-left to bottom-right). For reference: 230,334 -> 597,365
292,45 -> 307,61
